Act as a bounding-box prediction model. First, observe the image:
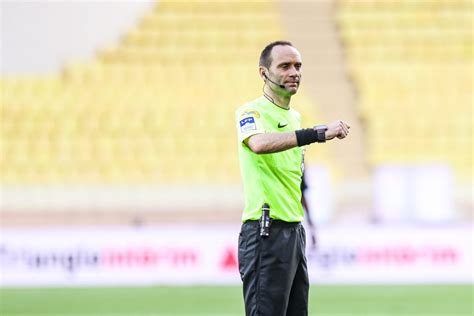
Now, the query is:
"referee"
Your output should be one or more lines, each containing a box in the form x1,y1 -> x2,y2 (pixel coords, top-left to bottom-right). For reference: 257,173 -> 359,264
235,41 -> 350,316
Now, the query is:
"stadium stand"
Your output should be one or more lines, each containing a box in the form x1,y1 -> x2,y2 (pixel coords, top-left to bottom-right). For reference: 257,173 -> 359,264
1,1 -> 323,186
1,0 -> 472,224
336,0 -> 472,181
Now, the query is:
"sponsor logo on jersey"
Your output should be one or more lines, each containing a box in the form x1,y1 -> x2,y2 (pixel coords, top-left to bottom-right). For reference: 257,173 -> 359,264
240,117 -> 257,132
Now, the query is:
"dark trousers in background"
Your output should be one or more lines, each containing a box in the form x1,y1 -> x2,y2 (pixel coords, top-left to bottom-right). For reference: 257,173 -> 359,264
238,220 -> 309,316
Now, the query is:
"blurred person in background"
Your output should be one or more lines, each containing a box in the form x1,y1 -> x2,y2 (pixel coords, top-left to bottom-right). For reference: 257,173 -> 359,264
301,171 -> 317,250
235,40 -> 350,316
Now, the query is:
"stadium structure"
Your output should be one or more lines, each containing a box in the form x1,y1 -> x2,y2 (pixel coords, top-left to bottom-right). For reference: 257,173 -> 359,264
2,0 -> 471,226
1,1 -> 473,315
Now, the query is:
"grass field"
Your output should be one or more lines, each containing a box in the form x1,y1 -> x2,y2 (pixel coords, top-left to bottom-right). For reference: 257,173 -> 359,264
0,285 -> 472,316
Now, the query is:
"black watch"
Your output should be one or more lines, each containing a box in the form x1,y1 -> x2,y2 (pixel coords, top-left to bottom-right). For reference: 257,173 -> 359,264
314,125 -> 328,143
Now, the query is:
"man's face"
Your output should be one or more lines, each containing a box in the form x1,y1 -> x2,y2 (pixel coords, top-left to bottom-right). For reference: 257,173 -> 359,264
267,45 -> 302,96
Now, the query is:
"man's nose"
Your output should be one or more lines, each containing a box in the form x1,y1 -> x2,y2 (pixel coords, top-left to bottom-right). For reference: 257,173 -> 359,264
288,66 -> 299,77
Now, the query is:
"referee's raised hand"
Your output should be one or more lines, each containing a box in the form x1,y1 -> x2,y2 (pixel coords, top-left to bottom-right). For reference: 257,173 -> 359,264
324,120 -> 351,140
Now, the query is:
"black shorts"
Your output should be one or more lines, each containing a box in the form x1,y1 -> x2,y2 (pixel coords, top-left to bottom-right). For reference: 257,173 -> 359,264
238,220 -> 309,316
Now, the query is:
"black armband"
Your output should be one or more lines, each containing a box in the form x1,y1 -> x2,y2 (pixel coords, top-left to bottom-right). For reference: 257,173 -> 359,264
295,125 -> 327,146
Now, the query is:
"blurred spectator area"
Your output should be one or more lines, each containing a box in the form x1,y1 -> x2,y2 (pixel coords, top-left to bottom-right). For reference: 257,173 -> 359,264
336,0 -> 472,180
1,0 -> 472,225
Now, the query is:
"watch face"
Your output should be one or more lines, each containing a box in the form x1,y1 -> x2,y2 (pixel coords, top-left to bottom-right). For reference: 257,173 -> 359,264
315,125 -> 327,142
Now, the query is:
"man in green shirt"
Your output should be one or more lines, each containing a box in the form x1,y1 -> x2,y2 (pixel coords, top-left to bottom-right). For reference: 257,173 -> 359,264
236,41 -> 350,316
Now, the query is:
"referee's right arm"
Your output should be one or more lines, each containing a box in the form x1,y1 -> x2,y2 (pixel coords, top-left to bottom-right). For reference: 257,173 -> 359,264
245,132 -> 297,154
246,120 -> 350,154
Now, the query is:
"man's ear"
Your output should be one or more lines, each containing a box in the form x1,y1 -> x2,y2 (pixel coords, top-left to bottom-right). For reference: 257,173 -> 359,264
259,67 -> 267,81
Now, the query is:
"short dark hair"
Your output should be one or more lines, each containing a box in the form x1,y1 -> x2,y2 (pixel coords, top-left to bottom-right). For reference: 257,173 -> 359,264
259,40 -> 294,69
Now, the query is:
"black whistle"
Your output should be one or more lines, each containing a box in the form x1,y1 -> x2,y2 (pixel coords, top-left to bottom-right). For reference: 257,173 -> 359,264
260,203 -> 271,237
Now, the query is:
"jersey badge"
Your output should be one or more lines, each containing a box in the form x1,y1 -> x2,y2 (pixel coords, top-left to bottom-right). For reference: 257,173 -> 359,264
240,109 -> 260,119
240,117 -> 257,132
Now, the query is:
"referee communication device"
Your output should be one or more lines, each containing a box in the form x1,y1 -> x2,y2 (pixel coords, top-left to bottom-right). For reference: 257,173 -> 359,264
260,203 -> 271,237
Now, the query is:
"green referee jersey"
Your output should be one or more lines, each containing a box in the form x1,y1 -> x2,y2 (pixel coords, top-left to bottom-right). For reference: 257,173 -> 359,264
236,96 -> 305,223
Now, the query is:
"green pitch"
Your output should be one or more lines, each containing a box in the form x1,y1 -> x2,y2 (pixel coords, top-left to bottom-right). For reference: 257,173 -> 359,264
1,285 -> 472,316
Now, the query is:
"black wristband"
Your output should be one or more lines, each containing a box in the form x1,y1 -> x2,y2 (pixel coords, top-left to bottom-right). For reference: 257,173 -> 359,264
295,128 -> 320,146
295,126 -> 327,146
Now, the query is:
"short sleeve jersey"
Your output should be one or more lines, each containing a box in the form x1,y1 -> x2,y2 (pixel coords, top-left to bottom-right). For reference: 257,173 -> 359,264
235,96 -> 304,223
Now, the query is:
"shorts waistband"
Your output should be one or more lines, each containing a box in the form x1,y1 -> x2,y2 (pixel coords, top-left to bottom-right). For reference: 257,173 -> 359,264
243,220 -> 301,228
